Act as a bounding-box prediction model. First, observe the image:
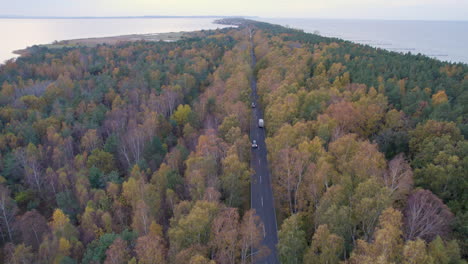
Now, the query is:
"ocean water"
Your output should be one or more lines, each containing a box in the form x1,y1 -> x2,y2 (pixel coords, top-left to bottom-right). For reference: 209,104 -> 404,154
0,18 -> 229,64
258,18 -> 468,64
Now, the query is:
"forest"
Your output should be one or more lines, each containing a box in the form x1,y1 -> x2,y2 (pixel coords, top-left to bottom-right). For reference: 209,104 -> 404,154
0,18 -> 466,263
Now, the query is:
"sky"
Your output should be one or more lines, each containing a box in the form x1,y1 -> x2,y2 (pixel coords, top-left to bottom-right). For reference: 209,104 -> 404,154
1,0 -> 468,20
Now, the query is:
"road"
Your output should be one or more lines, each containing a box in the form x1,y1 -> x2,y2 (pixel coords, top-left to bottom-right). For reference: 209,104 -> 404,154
249,30 -> 280,264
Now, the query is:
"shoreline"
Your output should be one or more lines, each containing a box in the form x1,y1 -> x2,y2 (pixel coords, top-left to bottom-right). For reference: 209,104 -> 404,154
7,18 -> 466,65
12,31 -> 189,57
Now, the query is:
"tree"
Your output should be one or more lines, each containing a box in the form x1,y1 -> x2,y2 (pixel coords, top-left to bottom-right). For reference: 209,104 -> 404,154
4,243 -> 34,264
404,189 -> 454,241
265,93 -> 300,135
88,167 -> 106,189
165,144 -> 189,175
370,207 -> 404,262
277,213 -> 307,264
87,149 -> 116,174
185,153 -> 218,200
295,138 -> 327,213
17,210 -> 49,250
185,159 -> 215,195
80,205 -> 102,244
273,147 -> 308,215
409,120 -> 462,168
135,222 -> 167,264
104,238 -> 130,264
16,143 -> 44,192
171,244 -> 210,264
172,104 -> 193,126
432,90 -> 448,106
239,210 -> 269,264
0,185 -> 17,242
328,134 -> 386,185
403,238 -> 434,264
38,235 -> 59,264
314,185 -> 353,244
122,166 -> 162,221
218,115 -> 241,141
427,236 -> 465,264
409,121 -> 466,215
189,254 -> 216,264
351,178 -> 392,241
220,153 -> 250,208
304,225 -> 344,264
49,209 -> 78,241
56,190 -> 80,220
119,122 -> 148,168
376,110 -> 409,159
209,208 -> 240,264
1,81 -> 15,97
82,233 -> 118,264
81,129 -> 102,152
58,237 -> 72,260
323,101 -> 362,136
384,153 -> 413,201
132,200 -> 151,236
143,136 -> 167,171
349,208 -> 404,264
168,201 -> 219,257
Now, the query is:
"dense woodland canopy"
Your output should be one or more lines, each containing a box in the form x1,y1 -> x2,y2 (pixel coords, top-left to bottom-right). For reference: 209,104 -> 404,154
0,19 -> 466,263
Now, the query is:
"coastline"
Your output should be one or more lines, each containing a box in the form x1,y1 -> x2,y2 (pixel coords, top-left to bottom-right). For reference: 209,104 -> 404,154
6,18 -> 467,65
12,31 -> 188,57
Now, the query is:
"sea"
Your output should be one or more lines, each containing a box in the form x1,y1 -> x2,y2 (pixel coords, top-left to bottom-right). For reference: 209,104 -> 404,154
0,17 -> 467,65
258,18 -> 468,64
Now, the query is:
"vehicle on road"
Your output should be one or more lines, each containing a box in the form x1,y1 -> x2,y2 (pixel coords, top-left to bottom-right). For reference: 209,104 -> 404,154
252,140 -> 258,148
251,102 -> 256,108
258,119 -> 264,128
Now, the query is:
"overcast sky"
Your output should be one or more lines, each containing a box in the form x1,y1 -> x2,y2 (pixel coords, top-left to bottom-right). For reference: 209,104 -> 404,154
1,0 -> 468,20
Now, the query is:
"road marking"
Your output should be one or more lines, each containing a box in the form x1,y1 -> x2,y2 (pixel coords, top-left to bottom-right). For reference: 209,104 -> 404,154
258,159 -> 261,165
260,175 -> 262,183
261,196 -> 263,207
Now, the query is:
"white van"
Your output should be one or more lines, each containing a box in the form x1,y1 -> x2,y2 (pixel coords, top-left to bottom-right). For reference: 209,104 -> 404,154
258,119 -> 264,128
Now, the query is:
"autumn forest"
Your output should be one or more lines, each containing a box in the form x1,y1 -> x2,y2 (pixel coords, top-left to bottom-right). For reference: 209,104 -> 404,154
0,19 -> 466,263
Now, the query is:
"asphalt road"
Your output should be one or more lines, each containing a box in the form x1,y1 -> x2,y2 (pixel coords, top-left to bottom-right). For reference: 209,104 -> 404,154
249,31 -> 280,264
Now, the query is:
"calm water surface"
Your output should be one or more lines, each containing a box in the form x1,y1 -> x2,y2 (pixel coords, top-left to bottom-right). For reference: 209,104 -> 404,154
0,18 -> 228,64
258,18 -> 468,64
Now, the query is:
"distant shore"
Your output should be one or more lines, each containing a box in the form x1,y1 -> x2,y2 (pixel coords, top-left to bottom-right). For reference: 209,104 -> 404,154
13,31 -> 187,56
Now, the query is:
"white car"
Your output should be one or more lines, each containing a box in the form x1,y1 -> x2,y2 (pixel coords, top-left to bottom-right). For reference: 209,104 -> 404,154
252,140 -> 258,148
258,119 -> 264,128
251,102 -> 256,108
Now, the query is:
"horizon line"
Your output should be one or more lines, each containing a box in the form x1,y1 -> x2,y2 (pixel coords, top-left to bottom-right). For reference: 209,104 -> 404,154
0,15 -> 256,19
0,15 -> 466,22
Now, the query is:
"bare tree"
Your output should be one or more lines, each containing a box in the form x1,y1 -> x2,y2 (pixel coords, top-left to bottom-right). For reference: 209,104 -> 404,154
103,107 -> 129,136
403,189 -> 454,241
16,210 -> 49,250
120,126 -> 145,166
210,208 -> 240,264
384,153 -> 413,200
16,144 -> 44,193
105,237 -> 130,264
239,210 -> 269,264
274,147 -> 308,215
118,111 -> 158,168
0,185 -> 17,242
164,88 -> 182,116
